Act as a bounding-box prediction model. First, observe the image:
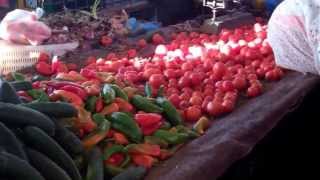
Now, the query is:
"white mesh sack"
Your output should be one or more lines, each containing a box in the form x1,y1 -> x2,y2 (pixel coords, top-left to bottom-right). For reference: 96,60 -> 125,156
268,0 -> 320,75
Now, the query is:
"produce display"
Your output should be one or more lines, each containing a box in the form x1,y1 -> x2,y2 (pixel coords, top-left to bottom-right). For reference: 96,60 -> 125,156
0,18 -> 285,180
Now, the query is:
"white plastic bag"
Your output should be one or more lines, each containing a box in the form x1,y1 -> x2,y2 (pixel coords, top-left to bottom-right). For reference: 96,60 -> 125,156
268,0 -> 320,75
0,8 -> 51,46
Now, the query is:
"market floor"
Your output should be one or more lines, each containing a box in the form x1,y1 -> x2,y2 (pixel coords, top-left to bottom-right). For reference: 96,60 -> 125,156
219,83 -> 320,180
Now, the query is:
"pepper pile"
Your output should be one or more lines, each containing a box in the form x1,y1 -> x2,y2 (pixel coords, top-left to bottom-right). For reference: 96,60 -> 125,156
6,57 -> 208,179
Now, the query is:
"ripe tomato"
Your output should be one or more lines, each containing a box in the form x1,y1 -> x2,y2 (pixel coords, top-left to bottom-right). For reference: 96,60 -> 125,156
179,100 -> 190,110
232,77 -> 247,90
212,62 -> 226,80
149,74 -> 165,88
137,39 -> 147,48
222,80 -> 235,92
206,100 -> 224,116
222,99 -> 235,113
164,69 -> 177,79
180,93 -> 191,101
143,68 -> 162,79
178,76 -> 191,88
168,94 -> 181,108
152,33 -> 165,44
247,85 -> 262,97
181,62 -> 193,71
185,106 -> 202,122
190,73 -> 202,86
189,96 -> 203,106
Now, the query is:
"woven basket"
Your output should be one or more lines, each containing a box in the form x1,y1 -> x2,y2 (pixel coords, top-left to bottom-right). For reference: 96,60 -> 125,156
0,40 -> 78,74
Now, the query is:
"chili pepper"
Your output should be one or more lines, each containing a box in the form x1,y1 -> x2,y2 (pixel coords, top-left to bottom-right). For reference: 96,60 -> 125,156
11,72 -> 25,81
106,153 -> 125,167
82,120 -> 97,134
82,81 -> 100,96
125,144 -> 161,157
38,52 -> 50,63
51,56 -> 68,73
110,84 -> 129,101
144,136 -> 168,149
132,154 -> 155,169
114,132 -> 129,145
95,97 -> 104,113
100,103 -> 119,116
193,116 -> 210,135
96,72 -> 115,83
80,68 -> 97,79
176,125 -> 200,139
153,130 -> 189,145
82,120 -> 110,149
75,106 -> 96,132
131,95 -> 163,113
103,145 -> 126,163
92,113 -> 106,126
106,129 -> 115,138
144,83 -> 152,98
17,91 -> 33,102
52,90 -> 83,106
60,85 -> 88,100
122,87 -> 138,99
141,121 -> 162,136
36,61 -> 53,76
109,112 -> 142,143
85,96 -> 98,112
46,81 -> 83,89
102,84 -> 116,104
156,97 -> 182,126
157,85 -> 164,97
114,98 -> 133,112
32,81 -> 41,89
55,72 -> 87,82
27,89 -> 49,102
135,113 -> 162,127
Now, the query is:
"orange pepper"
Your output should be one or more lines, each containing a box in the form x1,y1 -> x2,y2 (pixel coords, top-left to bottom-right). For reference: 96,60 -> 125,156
52,90 -> 83,106
113,132 -> 129,145
132,154 -> 156,168
100,103 -> 119,116
114,98 -> 134,112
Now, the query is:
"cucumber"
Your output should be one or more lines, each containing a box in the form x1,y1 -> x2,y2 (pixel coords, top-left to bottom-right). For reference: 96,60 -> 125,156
0,151 -> 45,180
21,102 -> 78,118
0,122 -> 28,161
112,166 -> 146,180
26,148 -> 72,180
86,147 -> 104,180
9,81 -> 33,91
0,102 -> 55,136
23,126 -> 81,180
52,118 -> 84,156
0,80 -> 21,104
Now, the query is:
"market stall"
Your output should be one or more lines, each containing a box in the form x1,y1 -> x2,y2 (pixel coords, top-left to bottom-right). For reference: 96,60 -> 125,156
1,0 -> 316,180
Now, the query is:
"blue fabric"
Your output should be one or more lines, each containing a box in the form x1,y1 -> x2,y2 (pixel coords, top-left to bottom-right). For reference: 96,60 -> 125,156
265,0 -> 283,13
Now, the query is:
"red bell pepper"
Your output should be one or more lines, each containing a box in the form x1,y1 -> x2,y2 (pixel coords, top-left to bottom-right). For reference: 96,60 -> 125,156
135,113 -> 162,127
132,154 -> 155,168
60,85 -> 88,100
51,56 -> 68,73
95,97 -> 104,113
141,121 -> 162,136
114,98 -> 134,112
52,90 -> 83,106
38,52 -> 50,63
36,62 -> 53,76
80,68 -> 97,79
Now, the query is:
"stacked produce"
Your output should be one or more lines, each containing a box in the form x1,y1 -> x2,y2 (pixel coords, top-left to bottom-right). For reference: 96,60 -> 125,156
1,18 -> 284,180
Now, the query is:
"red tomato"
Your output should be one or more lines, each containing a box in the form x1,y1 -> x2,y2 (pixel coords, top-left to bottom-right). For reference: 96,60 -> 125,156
100,36 -> 113,46
166,87 -> 179,95
178,76 -> 191,88
222,99 -> 235,113
222,81 -> 235,92
137,39 -> 147,48
181,62 -> 193,71
149,74 -> 165,88
190,73 -> 202,86
127,49 -> 137,58
189,96 -> 203,106
38,52 -> 50,63
179,100 -> 190,110
232,77 -> 247,90
168,94 -> 181,107
180,93 -> 191,101
212,62 -> 226,80
143,68 -> 162,79
206,100 -> 224,116
152,33 -> 165,44
36,62 -> 53,76
185,106 -> 202,122
164,69 -> 177,79
247,85 -> 262,97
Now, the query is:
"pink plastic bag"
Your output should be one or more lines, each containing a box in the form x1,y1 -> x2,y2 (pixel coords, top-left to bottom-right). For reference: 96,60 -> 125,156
0,9 -> 51,45
268,0 -> 320,75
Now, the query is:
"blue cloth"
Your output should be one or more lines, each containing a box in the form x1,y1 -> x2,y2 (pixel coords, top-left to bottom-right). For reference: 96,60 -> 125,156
126,17 -> 160,34
265,0 -> 284,14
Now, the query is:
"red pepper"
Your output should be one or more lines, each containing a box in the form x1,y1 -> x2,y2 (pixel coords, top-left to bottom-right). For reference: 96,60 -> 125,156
38,52 -> 50,63
80,68 -> 97,79
46,81 -> 82,89
81,81 -> 101,96
52,90 -> 83,106
114,98 -> 134,112
141,121 -> 163,136
127,144 -> 161,157
95,97 -> 104,113
36,62 -> 53,76
159,149 -> 173,160
135,113 -> 162,127
105,153 -> 124,166
56,72 -> 87,82
51,56 -> 68,73
100,103 -> 119,116
113,132 -> 129,145
32,81 -> 41,89
132,154 -> 155,168
60,85 -> 88,100
17,91 -> 33,102
106,129 -> 115,138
